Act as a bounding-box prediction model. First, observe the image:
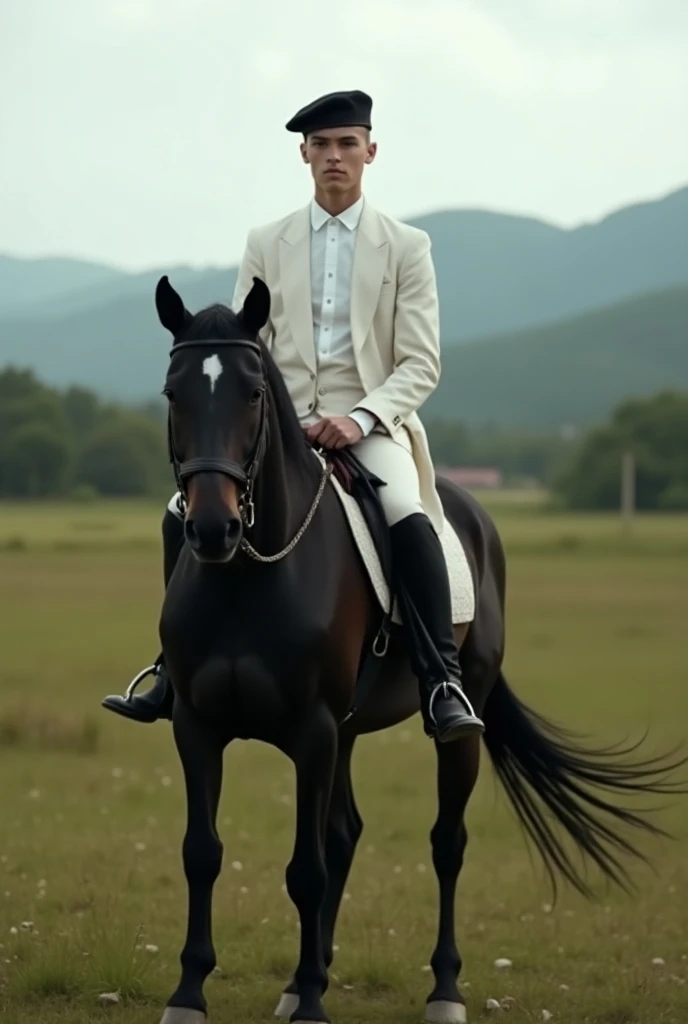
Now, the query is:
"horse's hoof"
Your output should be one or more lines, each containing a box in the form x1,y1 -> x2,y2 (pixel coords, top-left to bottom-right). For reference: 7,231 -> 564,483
274,992 -> 299,1018
159,1008 -> 206,1024
424,1000 -> 467,1024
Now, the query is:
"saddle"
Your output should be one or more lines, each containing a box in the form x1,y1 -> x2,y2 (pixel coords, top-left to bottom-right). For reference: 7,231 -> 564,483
309,443 -> 395,724
305,442 -> 476,724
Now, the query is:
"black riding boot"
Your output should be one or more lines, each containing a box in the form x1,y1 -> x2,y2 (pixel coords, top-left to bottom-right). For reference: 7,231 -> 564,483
101,505 -> 184,724
389,512 -> 484,743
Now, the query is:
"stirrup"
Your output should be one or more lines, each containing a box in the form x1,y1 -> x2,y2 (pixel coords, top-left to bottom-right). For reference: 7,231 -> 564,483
124,664 -> 160,701
428,680 -> 480,725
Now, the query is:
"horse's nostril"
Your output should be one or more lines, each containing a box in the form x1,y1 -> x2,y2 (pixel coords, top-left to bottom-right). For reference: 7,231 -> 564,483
226,518 -> 242,546
184,514 -> 240,559
184,518 -> 200,548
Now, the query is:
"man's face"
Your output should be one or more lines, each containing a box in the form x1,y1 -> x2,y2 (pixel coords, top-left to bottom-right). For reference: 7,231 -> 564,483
300,127 -> 376,193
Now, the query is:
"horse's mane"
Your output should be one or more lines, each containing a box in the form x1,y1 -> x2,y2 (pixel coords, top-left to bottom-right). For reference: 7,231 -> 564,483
184,303 -> 316,478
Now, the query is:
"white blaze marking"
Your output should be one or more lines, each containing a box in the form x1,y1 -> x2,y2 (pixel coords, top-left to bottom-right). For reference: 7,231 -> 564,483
202,353 -> 223,393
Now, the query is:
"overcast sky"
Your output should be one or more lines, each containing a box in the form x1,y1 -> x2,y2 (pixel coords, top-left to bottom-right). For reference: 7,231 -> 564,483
1,0 -> 686,271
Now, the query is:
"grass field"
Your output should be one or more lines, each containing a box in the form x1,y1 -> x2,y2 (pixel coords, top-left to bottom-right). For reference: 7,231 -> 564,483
1,498 -> 687,1024
1,494 -> 687,557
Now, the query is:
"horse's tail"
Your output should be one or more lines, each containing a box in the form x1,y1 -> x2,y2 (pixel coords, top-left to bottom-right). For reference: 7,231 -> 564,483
481,671 -> 688,900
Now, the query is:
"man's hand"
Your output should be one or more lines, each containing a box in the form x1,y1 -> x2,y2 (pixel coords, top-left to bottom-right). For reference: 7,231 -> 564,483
304,416 -> 364,450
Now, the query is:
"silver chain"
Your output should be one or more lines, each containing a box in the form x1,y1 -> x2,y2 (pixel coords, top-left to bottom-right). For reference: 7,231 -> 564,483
238,462 -> 333,563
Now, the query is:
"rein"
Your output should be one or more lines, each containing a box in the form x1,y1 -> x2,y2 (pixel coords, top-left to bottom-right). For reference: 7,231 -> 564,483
166,335 -> 332,562
239,459 -> 333,563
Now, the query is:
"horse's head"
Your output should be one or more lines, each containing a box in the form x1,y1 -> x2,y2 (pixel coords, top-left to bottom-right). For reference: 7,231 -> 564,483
156,274 -> 271,563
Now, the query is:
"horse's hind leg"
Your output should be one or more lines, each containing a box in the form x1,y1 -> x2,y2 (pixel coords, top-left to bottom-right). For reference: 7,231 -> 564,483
424,734 -> 481,1024
283,702 -> 339,1024
160,711 -> 225,1024
275,735 -> 362,1019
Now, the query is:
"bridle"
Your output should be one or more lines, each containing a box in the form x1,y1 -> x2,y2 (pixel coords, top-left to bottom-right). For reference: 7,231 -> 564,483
164,335 -> 333,562
166,337 -> 268,529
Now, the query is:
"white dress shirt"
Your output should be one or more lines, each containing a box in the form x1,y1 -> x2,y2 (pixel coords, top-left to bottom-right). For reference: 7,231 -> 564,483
309,196 -> 377,437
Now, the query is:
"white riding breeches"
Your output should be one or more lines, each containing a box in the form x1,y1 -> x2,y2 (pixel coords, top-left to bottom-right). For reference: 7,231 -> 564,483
351,430 -> 424,527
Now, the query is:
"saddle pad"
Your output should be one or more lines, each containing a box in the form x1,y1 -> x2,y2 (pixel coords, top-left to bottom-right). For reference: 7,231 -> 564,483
327,473 -> 476,625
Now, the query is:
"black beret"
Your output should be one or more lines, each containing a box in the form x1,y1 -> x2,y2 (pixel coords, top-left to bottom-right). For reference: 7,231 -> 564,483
285,90 -> 372,135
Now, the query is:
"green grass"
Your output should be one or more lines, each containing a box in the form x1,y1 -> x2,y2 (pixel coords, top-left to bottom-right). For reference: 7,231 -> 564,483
0,502 -> 687,1023
0,498 -> 162,552
1,494 -> 687,557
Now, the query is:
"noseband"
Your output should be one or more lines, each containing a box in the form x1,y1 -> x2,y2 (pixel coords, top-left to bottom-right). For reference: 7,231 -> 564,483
166,337 -> 267,528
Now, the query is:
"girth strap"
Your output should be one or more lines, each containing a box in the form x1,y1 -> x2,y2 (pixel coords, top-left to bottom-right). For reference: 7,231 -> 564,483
339,610 -> 392,726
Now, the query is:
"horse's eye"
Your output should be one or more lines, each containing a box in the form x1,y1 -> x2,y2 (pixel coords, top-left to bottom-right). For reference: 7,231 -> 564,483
162,387 -> 175,403
250,387 -> 264,406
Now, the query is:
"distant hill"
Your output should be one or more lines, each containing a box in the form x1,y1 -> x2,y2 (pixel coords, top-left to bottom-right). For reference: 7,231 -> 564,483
424,284 -> 688,429
1,282 -> 685,431
1,264 -> 230,322
0,254 -> 125,313
427,185 -> 688,342
1,185 -> 687,338
0,185 -> 687,427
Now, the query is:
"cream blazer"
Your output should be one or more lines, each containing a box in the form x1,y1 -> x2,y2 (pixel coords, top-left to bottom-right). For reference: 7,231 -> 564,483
231,197 -> 445,535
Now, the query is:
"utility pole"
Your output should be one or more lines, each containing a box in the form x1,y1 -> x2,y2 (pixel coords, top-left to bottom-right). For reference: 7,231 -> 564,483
620,450 -> 635,536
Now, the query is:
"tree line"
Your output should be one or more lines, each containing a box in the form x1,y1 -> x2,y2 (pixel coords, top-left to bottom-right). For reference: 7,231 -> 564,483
0,365 -> 686,510
0,367 -> 170,499
553,390 -> 688,511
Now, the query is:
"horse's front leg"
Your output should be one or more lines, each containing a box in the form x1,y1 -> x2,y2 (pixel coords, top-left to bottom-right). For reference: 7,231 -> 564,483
285,702 -> 338,1024
275,735 -> 362,1019
160,708 -> 226,1024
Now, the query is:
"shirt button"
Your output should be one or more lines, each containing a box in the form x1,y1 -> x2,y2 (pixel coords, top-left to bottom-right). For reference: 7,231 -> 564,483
326,299 -> 332,304
309,372 -> 315,380
318,388 -> 326,395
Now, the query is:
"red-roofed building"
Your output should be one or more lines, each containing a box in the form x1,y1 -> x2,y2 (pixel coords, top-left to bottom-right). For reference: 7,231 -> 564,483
436,467 -> 503,490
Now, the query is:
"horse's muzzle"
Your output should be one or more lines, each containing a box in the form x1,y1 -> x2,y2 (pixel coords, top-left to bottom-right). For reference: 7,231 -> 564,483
184,513 -> 243,563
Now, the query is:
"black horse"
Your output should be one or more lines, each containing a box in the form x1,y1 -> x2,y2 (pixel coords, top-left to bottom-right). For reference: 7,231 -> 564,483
151,275 -> 685,1024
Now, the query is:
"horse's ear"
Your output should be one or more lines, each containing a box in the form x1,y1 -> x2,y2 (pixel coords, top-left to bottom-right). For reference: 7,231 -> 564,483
238,277 -> 271,337
155,275 -> 192,336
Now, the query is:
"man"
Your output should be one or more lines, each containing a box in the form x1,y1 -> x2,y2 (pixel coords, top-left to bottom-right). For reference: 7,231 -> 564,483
101,89 -> 484,742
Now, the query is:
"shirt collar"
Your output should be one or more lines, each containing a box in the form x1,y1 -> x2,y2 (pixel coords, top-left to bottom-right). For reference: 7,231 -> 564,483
310,195 -> 364,232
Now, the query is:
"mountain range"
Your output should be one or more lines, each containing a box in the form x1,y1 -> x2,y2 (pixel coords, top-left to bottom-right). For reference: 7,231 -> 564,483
426,283 -> 688,428
1,185 -> 686,428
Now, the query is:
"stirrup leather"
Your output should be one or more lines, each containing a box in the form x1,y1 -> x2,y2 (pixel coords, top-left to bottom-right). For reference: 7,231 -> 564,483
428,681 -> 480,725
124,664 -> 160,701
